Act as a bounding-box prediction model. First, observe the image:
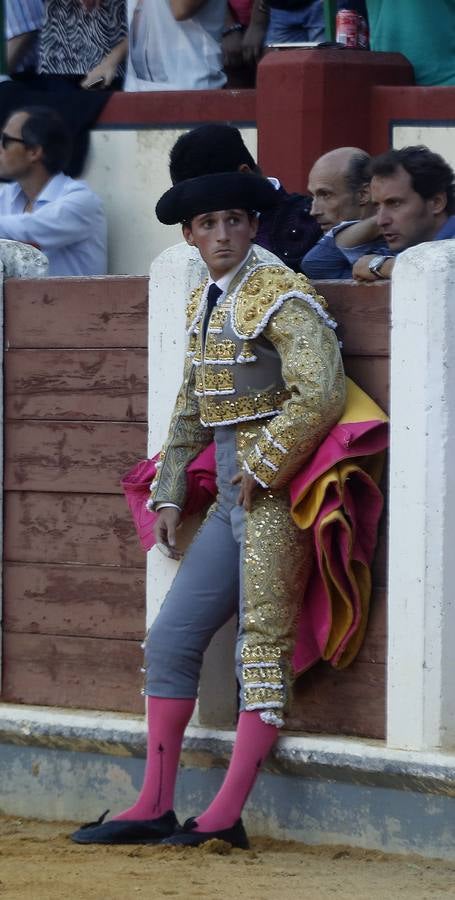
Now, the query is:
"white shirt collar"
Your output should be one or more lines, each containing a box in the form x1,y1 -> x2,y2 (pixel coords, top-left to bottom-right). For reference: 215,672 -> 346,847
209,250 -> 252,293
11,171 -> 66,207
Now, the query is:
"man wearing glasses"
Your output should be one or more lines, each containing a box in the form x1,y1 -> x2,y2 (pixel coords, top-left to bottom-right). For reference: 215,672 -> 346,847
0,105 -> 107,275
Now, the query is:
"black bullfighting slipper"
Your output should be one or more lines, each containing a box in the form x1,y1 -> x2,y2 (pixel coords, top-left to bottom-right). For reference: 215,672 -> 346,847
70,808 -> 179,844
160,816 -> 249,850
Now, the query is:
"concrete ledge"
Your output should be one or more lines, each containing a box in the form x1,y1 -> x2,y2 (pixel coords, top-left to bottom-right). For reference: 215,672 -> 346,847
0,704 -> 147,758
1,704 -> 454,860
1,705 -> 455,794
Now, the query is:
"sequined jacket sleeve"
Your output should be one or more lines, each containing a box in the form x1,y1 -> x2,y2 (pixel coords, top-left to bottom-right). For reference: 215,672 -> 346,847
149,353 -> 214,509
242,297 -> 346,489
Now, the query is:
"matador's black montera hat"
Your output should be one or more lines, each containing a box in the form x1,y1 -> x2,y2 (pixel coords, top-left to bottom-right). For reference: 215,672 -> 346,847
155,172 -> 279,225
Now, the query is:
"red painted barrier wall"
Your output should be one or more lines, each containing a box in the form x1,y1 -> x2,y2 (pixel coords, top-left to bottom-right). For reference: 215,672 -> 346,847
256,49 -> 413,193
370,85 -> 455,155
96,53 -> 454,199
99,89 -> 256,127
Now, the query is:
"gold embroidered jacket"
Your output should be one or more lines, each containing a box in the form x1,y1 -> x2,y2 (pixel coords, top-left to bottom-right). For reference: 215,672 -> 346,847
150,251 -> 345,507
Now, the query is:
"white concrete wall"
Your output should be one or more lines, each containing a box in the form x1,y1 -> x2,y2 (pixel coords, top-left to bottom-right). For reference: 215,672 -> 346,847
84,126 -> 258,276
387,241 -> 455,752
393,125 -> 455,170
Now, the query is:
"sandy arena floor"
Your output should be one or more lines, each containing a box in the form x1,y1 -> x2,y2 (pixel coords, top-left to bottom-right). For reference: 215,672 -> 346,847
0,816 -> 454,900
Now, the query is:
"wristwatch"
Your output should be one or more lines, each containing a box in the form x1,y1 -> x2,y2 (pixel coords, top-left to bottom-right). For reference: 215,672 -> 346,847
368,255 -> 392,278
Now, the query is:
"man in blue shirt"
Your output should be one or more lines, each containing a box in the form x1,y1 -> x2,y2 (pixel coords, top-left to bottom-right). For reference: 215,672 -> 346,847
345,146 -> 455,281
0,105 -> 107,275
301,146 -> 389,279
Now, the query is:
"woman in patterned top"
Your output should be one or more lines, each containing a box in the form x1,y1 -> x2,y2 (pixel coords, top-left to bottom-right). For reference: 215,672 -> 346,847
38,0 -> 128,90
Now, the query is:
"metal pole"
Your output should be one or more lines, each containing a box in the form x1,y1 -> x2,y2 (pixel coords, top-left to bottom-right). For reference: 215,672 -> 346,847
323,0 -> 337,42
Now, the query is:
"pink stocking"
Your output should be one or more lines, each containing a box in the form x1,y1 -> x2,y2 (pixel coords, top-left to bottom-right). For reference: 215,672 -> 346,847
114,696 -> 195,821
195,710 -> 278,832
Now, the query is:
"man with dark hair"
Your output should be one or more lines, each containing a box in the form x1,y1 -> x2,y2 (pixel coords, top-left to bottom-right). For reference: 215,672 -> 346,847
169,123 -> 321,270
0,105 -> 107,275
301,146 -> 390,279
344,145 -> 455,281
71,170 -> 345,850
169,123 -> 258,182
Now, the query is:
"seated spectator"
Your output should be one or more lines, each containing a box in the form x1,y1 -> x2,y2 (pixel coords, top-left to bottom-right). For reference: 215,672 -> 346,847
301,146 -> 389,279
366,0 -> 455,87
169,123 -> 321,270
0,105 -> 107,275
265,0 -> 367,46
6,0 -> 44,77
346,146 -> 455,281
125,0 -> 226,91
38,0 -> 128,91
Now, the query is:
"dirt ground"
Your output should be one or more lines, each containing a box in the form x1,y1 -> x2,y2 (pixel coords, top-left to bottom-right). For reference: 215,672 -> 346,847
0,816 -> 454,900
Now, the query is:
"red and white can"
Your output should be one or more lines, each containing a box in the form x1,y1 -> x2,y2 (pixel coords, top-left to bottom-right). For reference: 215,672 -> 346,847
335,10 -> 359,48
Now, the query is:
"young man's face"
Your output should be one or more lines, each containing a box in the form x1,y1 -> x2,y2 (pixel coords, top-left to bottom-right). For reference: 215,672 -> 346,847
371,166 -> 447,252
183,208 -> 258,279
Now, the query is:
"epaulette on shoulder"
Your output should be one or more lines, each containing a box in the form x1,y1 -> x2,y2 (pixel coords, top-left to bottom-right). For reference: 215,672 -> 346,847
185,282 -> 206,332
231,264 -> 334,339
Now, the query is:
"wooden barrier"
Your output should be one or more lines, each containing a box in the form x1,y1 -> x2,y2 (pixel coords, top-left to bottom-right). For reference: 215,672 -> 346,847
1,277 -> 148,714
1,277 -> 389,739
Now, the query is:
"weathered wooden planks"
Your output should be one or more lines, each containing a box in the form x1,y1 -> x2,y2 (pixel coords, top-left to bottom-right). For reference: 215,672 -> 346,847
316,281 -> 390,357
2,276 -> 149,715
4,492 -> 145,568
4,277 -> 148,349
5,421 -> 147,492
3,562 -> 145,640
288,659 -> 386,739
5,349 -> 148,421
1,633 -> 144,713
342,355 -> 389,412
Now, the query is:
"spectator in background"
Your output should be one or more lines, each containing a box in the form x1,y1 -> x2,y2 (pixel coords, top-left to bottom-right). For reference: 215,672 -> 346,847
301,146 -> 388,278
0,106 -> 107,275
344,146 -> 455,281
366,0 -> 455,87
170,123 -> 321,270
38,0 -> 128,91
125,0 -> 227,91
222,0 -> 268,86
265,0 -> 367,46
0,2 -> 127,177
6,0 -> 44,77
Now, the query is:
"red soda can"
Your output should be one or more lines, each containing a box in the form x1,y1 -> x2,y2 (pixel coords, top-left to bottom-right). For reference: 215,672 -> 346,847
335,10 -> 359,48
357,14 -> 370,49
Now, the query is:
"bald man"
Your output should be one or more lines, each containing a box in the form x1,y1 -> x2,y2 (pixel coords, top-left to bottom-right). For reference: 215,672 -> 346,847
301,147 -> 389,280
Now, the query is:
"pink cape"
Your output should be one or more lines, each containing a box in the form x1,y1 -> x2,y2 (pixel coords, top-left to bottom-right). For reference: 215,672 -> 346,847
121,418 -> 387,672
121,444 -> 217,553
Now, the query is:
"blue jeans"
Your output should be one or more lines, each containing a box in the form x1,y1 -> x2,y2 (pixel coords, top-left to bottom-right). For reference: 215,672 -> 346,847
266,0 -> 363,44
266,1 -> 325,44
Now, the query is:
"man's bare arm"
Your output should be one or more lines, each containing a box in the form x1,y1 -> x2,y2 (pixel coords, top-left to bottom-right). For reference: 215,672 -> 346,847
170,0 -> 208,20
352,254 -> 395,282
7,33 -> 37,73
335,215 -> 381,248
243,0 -> 269,65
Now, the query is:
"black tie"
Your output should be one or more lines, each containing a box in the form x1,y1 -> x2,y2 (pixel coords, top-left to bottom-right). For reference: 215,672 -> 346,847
203,283 -> 222,341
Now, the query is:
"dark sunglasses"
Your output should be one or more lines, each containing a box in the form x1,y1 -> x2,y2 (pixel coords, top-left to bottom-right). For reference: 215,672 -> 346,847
1,132 -> 27,150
